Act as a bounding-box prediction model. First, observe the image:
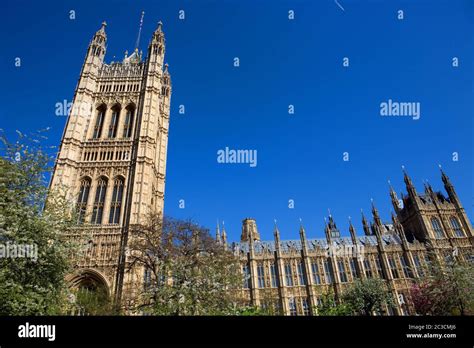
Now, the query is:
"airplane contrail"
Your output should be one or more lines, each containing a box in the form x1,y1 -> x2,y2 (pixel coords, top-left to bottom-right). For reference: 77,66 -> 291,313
335,0 -> 345,11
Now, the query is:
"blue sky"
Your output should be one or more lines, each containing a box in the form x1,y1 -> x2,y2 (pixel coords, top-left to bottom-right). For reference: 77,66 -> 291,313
1,0 -> 472,242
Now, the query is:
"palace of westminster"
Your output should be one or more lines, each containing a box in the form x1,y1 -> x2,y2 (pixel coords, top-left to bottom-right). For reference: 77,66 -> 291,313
50,21 -> 474,316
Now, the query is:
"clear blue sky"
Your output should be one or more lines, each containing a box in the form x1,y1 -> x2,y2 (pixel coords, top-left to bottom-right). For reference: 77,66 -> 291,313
1,0 -> 472,242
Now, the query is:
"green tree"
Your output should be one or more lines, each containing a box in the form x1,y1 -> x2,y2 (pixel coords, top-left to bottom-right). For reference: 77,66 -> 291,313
128,215 -> 247,315
316,289 -> 352,316
0,131 -> 75,315
342,278 -> 395,316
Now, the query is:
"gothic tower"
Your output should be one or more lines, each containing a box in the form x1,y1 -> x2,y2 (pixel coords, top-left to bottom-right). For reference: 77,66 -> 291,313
50,20 -> 172,309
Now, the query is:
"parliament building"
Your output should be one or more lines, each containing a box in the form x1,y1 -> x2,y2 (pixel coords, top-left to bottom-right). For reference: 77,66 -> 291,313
222,170 -> 474,315
50,20 -> 473,315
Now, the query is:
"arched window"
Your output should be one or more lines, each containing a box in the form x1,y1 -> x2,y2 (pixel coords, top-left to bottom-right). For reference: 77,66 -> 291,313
431,218 -> 444,238
77,178 -> 91,223
91,177 -> 108,224
450,217 -> 464,237
108,105 -> 121,138
109,177 -> 124,224
122,106 -> 135,138
92,106 -> 106,139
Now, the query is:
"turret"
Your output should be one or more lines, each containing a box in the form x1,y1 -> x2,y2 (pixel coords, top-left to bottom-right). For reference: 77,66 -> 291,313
148,21 -> 165,68
86,21 -> 107,67
241,218 -> 260,242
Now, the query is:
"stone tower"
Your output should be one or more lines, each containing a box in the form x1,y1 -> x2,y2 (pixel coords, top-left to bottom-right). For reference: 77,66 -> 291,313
49,20 -> 172,309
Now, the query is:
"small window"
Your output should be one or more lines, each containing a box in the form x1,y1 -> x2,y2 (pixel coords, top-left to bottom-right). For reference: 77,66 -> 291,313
288,297 -> 297,316
311,261 -> 322,284
388,256 -> 399,279
284,263 -> 293,287
257,263 -> 265,289
323,260 -> 333,284
431,218 -> 445,238
270,263 -> 277,288
242,264 -> 250,289
297,262 -> 306,286
364,259 -> 373,278
450,217 -> 464,237
337,260 -> 348,283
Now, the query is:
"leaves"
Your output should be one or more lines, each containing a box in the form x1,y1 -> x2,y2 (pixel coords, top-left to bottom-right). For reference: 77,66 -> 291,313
0,132 -> 74,315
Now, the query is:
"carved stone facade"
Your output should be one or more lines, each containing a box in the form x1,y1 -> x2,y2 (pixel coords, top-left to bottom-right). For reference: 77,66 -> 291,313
222,170 -> 474,315
50,21 -> 171,308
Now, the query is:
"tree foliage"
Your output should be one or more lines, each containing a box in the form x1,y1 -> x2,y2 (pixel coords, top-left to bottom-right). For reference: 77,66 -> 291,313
342,278 -> 395,316
410,259 -> 474,315
0,131 -> 74,315
128,215 -> 247,315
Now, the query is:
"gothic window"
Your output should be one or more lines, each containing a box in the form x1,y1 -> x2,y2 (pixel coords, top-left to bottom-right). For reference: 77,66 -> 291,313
375,257 -> 385,279
311,261 -> 322,284
92,106 -> 106,139
364,259 -> 373,278
450,217 -> 464,237
109,177 -> 124,224
413,254 -> 424,277
76,178 -> 91,223
399,255 -> 413,278
297,262 -> 306,286
431,218 -> 445,238
91,177 -> 108,224
257,263 -> 265,288
123,107 -> 135,138
323,260 -> 333,284
108,106 -> 120,138
288,297 -> 297,316
350,259 -> 359,279
388,256 -> 399,279
242,264 -> 250,289
337,260 -> 348,283
302,298 -> 310,316
284,262 -> 293,286
269,263 -> 278,288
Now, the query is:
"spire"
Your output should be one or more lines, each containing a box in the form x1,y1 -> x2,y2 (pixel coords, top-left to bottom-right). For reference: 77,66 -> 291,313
299,218 -> 307,241
402,165 -> 417,198
439,164 -> 451,187
361,209 -> 371,236
371,199 -> 382,226
391,211 -> 407,243
221,221 -> 227,246
388,179 -> 401,212
439,164 -> 459,205
216,219 -> 221,243
273,219 -> 281,240
348,216 -> 357,243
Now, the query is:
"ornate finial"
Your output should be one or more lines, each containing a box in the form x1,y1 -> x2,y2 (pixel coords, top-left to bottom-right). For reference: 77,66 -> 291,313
438,164 -> 442,169
328,208 -> 332,217
101,21 -> 107,28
